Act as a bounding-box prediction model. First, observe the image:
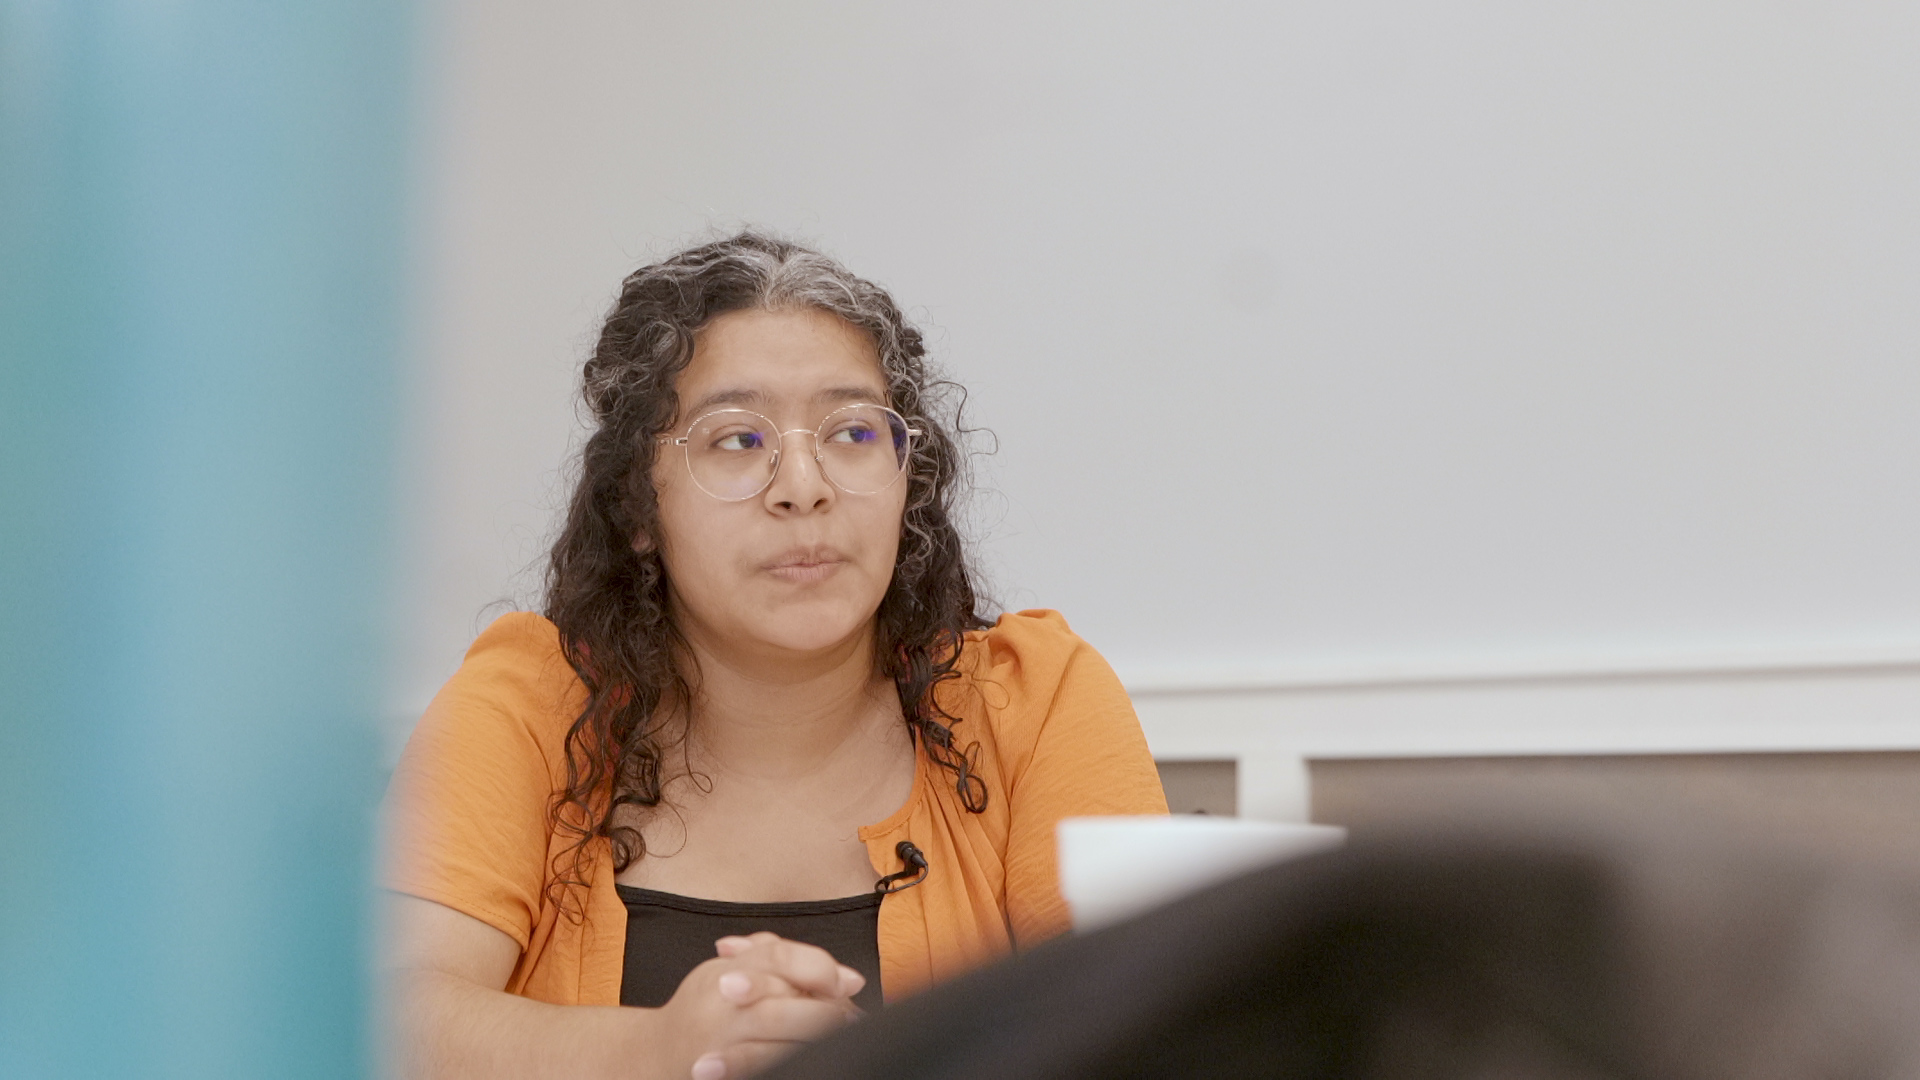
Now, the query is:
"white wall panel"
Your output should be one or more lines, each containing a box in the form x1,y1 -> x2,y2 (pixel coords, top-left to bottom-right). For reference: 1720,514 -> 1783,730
390,0 -> 1920,753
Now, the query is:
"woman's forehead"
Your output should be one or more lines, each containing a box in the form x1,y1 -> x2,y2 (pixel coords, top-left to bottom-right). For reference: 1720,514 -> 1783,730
676,308 -> 887,415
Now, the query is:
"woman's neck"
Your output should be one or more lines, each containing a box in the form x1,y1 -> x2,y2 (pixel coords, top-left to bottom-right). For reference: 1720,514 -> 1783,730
674,621 -> 902,780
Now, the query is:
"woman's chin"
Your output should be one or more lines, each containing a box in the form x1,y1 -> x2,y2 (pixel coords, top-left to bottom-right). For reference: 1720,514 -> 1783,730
747,606 -> 876,658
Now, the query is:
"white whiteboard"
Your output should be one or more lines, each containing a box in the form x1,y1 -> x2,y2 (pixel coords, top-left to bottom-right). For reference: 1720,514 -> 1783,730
390,0 -> 1920,741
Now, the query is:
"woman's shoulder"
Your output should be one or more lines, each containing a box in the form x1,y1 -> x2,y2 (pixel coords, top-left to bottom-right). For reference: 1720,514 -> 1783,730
461,609 -> 567,668
457,609 -> 577,689
944,610 -> 1162,829
952,609 -> 1134,745
958,608 -> 1094,683
419,611 -> 586,758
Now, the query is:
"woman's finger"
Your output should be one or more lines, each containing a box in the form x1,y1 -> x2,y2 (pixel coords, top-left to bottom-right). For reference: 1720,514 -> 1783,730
727,936 -> 850,1000
712,969 -> 806,1007
729,993 -> 860,1043
689,1039 -> 802,1080
835,965 -> 865,999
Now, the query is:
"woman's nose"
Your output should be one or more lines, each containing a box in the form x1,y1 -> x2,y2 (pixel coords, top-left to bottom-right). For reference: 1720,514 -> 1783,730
763,428 -> 833,511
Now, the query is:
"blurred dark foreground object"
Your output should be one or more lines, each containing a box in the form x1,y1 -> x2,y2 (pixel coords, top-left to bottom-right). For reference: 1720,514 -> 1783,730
765,828 -> 1920,1080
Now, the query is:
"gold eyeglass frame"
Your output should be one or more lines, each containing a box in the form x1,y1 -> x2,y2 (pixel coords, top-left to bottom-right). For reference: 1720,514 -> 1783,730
656,403 -> 922,501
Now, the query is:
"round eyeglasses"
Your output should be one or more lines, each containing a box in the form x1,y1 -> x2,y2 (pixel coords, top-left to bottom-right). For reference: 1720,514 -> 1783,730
656,403 -> 921,501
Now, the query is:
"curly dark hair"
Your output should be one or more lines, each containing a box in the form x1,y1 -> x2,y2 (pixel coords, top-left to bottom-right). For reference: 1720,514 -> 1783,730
543,232 -> 990,908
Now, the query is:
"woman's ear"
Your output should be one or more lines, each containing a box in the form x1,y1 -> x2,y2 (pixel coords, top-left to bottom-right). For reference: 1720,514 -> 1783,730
632,529 -> 655,555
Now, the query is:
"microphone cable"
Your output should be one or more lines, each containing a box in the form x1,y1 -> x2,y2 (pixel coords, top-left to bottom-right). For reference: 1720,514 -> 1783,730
874,840 -> 929,894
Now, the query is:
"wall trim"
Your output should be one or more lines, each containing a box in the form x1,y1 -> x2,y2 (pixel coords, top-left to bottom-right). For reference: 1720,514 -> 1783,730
1118,643 -> 1920,695
1124,646 -> 1920,761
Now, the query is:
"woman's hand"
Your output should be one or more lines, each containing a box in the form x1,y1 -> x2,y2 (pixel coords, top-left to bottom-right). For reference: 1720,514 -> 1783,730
655,931 -> 866,1080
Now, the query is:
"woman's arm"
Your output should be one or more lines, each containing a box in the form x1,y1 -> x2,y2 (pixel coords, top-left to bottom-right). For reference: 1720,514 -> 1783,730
996,630 -> 1170,946
383,893 -> 655,1079
381,894 -> 863,1080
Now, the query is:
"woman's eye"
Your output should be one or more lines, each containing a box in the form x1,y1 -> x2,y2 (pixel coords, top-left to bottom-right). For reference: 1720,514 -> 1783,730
827,424 -> 877,445
713,431 -> 764,452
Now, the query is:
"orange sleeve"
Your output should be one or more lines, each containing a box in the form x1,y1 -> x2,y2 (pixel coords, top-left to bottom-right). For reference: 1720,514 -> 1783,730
987,612 -> 1169,947
382,614 -> 577,950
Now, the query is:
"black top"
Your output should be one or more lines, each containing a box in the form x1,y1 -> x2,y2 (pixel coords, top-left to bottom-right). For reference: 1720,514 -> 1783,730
617,885 -> 884,1012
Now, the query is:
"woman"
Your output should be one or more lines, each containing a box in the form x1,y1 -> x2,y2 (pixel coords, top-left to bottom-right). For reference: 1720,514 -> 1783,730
382,233 -> 1167,1080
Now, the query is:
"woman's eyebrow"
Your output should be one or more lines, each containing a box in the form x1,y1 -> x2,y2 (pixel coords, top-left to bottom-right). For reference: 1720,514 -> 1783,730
684,388 -> 766,415
683,385 -> 887,417
815,385 -> 888,405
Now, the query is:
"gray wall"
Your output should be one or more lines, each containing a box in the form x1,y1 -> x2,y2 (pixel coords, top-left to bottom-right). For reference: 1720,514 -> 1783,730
389,1 -> 1920,752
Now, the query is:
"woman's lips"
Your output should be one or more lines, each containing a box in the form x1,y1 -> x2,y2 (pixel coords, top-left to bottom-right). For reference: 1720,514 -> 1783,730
765,557 -> 845,584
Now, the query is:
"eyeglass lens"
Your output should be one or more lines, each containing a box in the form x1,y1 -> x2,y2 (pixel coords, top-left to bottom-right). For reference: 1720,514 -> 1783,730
683,405 -> 911,500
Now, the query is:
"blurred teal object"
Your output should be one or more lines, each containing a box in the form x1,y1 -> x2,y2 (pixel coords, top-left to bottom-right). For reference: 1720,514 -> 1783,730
1,3 -> 413,1076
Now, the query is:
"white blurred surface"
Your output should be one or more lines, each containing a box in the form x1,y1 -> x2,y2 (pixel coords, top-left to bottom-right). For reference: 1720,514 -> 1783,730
1058,816 -> 1348,930
388,1 -> 1920,752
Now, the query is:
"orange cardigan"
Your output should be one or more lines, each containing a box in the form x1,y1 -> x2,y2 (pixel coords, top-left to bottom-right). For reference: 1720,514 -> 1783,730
384,610 -> 1167,1004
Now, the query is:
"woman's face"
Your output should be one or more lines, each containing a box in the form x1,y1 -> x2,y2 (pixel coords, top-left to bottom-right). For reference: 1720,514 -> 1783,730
650,307 -> 908,664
